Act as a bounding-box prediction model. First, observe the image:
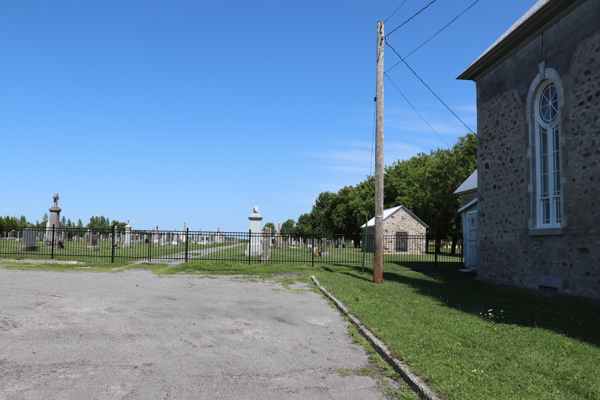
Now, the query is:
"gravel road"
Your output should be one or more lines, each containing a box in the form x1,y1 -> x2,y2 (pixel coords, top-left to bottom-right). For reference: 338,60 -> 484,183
0,268 -> 389,399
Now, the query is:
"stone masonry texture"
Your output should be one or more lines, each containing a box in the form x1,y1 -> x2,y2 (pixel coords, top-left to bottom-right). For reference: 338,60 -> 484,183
367,208 -> 426,254
476,0 -> 600,299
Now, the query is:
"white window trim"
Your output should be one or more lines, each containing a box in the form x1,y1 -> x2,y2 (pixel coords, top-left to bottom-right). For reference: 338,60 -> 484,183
526,62 -> 565,236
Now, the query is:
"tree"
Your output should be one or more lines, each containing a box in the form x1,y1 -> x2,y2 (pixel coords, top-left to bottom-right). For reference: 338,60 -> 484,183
112,220 -> 127,231
294,213 -> 315,236
263,222 -> 276,234
77,219 -> 83,227
281,219 -> 295,235
292,133 -> 477,244
87,216 -> 111,231
385,133 -> 477,253
43,213 -> 48,223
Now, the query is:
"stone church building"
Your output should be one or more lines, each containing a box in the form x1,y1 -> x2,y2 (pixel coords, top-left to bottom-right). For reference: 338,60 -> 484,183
458,0 -> 600,299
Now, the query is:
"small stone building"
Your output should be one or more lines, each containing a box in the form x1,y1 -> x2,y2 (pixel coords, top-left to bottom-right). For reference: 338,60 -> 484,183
458,0 -> 600,298
361,206 -> 428,254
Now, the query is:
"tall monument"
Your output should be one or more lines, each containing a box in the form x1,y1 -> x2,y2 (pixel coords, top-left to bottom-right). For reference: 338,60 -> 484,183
245,206 -> 263,256
45,193 -> 64,248
124,220 -> 132,248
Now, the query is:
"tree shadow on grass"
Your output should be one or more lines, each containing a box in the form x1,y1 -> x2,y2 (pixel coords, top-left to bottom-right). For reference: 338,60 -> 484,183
348,270 -> 600,348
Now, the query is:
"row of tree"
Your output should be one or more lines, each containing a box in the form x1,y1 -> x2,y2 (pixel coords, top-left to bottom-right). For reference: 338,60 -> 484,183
0,215 -> 127,231
280,133 -> 477,251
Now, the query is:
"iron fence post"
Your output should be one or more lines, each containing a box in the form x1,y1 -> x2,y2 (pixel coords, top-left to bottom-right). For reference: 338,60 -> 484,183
149,233 -> 152,262
362,217 -> 367,274
185,228 -> 189,263
435,239 -> 438,269
248,229 -> 251,265
111,225 -> 116,263
51,224 -> 55,259
312,230 -> 315,268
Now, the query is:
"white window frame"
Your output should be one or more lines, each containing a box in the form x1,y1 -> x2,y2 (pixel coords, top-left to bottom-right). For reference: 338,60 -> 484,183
526,62 -> 565,236
534,80 -> 561,227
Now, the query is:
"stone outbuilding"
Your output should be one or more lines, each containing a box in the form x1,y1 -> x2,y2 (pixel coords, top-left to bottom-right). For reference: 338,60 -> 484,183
455,170 -> 478,270
361,206 -> 428,254
458,0 -> 600,299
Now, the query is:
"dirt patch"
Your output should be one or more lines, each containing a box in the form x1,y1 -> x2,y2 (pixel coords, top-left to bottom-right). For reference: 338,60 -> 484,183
0,259 -> 82,265
270,271 -> 305,280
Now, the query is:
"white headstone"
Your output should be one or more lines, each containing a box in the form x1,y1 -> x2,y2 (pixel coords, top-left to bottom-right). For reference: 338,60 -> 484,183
245,206 -> 263,256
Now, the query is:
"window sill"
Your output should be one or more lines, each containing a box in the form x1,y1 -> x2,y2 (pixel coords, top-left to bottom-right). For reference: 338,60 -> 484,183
529,227 -> 564,236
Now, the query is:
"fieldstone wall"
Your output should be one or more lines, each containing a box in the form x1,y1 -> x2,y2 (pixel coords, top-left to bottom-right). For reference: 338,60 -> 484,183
366,208 -> 427,254
476,8 -> 600,299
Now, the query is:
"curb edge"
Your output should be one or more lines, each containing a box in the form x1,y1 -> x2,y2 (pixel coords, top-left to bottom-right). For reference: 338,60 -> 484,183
311,275 -> 439,400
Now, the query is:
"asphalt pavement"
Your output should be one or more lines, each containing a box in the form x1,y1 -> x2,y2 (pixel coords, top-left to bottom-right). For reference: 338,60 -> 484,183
0,268 -> 389,399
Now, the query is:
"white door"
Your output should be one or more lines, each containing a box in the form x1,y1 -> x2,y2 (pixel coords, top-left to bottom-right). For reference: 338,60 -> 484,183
467,212 -> 478,269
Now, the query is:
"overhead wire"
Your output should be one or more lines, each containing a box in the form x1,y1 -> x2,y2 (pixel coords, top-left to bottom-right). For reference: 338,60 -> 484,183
384,0 -> 409,23
385,39 -> 475,134
385,0 -> 438,38
386,0 -> 482,74
385,74 -> 451,147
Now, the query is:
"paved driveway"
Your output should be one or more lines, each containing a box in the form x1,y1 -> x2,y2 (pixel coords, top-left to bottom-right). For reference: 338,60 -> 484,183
0,269 -> 387,399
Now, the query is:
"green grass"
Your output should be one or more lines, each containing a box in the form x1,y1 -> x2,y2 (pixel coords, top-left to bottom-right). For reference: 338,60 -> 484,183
0,238 -> 240,264
313,270 -> 600,400
203,243 -> 462,271
0,260 -> 130,272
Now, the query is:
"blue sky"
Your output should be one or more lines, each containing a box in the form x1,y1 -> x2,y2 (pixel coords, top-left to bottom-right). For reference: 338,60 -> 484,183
1,0 -> 536,231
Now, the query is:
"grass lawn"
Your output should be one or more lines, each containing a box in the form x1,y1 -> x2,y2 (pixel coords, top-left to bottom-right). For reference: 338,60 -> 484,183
313,269 -> 600,400
0,238 -> 239,263
204,243 -> 463,271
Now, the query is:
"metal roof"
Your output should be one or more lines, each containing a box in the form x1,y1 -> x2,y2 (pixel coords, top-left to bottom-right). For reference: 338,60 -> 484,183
361,205 -> 429,229
454,170 -> 478,195
457,0 -> 585,80
458,198 -> 478,214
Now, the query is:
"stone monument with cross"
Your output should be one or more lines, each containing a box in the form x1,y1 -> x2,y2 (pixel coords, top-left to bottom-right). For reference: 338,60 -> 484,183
45,193 -> 64,248
245,206 -> 263,256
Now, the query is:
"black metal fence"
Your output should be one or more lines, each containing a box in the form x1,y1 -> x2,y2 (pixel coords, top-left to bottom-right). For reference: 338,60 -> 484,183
0,225 -> 463,269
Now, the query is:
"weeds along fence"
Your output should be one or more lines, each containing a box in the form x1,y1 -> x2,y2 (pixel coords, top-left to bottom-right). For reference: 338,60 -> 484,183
0,225 -> 463,268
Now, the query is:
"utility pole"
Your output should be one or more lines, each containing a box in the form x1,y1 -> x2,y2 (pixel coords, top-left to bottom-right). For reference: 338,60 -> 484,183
373,21 -> 385,284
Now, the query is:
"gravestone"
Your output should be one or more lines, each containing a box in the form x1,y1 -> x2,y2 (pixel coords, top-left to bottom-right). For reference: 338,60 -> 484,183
152,226 -> 160,246
320,238 -> 329,257
45,193 -> 64,248
261,227 -> 271,262
87,233 -> 99,251
124,221 -> 132,248
245,206 -> 263,256
20,226 -> 39,252
275,222 -> 283,249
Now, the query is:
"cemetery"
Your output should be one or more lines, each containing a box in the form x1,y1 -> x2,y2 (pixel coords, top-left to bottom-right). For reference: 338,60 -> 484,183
0,201 -> 462,269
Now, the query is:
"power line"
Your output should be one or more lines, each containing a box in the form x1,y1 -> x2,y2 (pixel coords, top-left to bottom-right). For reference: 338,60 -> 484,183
385,0 -> 438,38
384,0 -> 409,23
386,0 -> 482,74
385,74 -> 451,147
385,39 -> 475,134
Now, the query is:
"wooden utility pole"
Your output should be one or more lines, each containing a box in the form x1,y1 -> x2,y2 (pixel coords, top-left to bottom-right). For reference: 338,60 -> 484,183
373,21 -> 384,284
